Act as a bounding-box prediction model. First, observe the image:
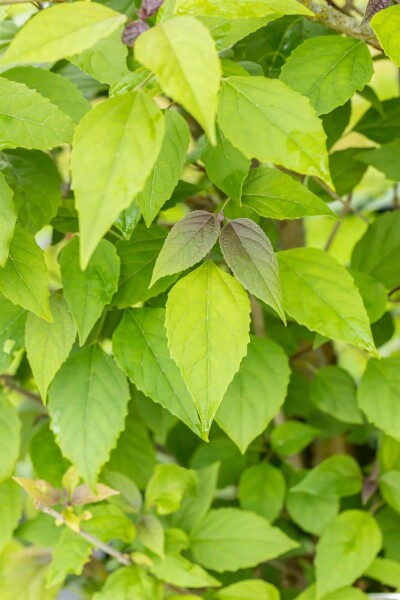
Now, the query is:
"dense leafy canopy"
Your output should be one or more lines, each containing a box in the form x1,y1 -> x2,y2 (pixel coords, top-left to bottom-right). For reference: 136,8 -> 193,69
0,0 -> 400,598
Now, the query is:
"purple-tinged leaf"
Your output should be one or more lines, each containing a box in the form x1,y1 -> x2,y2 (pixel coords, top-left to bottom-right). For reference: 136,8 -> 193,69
150,211 -> 220,286
138,0 -> 164,19
122,20 -> 149,47
363,0 -> 390,22
220,218 -> 285,322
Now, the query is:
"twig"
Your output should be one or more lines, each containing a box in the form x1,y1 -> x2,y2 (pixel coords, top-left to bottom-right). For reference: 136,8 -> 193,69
39,505 -> 132,566
297,0 -> 381,50
393,183 -> 399,210
250,295 -> 266,337
0,375 -> 42,404
389,285 -> 400,299
39,504 -> 203,596
324,196 -> 352,251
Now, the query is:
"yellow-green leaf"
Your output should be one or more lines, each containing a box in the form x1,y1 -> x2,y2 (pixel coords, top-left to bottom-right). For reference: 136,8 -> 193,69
48,345 -> 130,487
278,247 -> 376,353
71,92 -> 165,268
0,391 -> 20,482
0,172 -> 16,267
0,2 -> 126,66
135,16 -> 221,143
0,224 -> 51,321
138,110 -> 190,226
0,78 -> 74,151
165,261 -> 250,433
218,76 -> 332,185
371,5 -> 400,66
25,294 -> 77,401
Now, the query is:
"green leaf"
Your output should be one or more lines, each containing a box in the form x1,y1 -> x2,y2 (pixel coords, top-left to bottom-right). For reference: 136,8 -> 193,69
84,504 -> 136,544
0,391 -> 20,482
315,510 -> 382,598
0,224 -> 51,321
0,172 -> 15,267
30,422 -> 70,488
48,345 -> 130,487
0,480 -> 23,553
135,16 -> 221,143
220,218 -> 285,321
113,308 -> 202,437
145,464 -> 198,515
71,92 -> 165,268
151,553 -> 221,588
170,0 -> 313,49
353,98 -> 400,143
296,584 -> 368,600
329,148 -> 368,197
201,125 -> 250,203
102,470 -> 142,514
137,110 -> 190,226
173,0 -> 313,19
0,294 -> 26,370
280,37 -> 373,115
46,528 -> 92,588
278,247 -> 376,353
134,389 -> 177,443
0,77 -> 74,151
151,211 -> 220,286
217,76 -> 331,185
70,27 -> 129,86
59,237 -> 120,345
105,402 -> 156,489
25,294 -> 77,401
216,336 -> 290,453
350,270 -> 387,324
172,463 -> 219,533
115,201 -> 142,240
371,4 -> 400,66
241,166 -> 336,220
165,261 -> 250,433
1,66 -> 90,123
380,470 -> 400,513
114,225 -> 178,308
270,422 -> 320,456
352,211 -> 400,289
292,455 -> 362,497
322,100 -> 352,149
0,149 -> 61,234
356,138 -> 400,182
137,515 -> 164,556
0,2 -> 126,65
287,491 -> 339,536
93,566 -> 163,600
365,556 -> 400,589
190,437 -> 245,488
310,365 -> 363,425
190,508 -> 298,572
358,358 -> 400,440
238,463 -> 285,522
216,580 -> 279,600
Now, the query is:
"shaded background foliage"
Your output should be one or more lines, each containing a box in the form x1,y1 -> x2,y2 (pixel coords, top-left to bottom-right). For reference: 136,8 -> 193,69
0,0 -> 399,599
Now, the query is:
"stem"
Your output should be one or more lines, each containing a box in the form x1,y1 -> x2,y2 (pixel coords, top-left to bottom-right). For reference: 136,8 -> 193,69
250,295 -> 266,338
0,375 -> 42,404
389,285 -> 400,298
134,71 -> 154,91
39,505 -> 132,566
324,197 -> 352,251
297,0 -> 381,50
